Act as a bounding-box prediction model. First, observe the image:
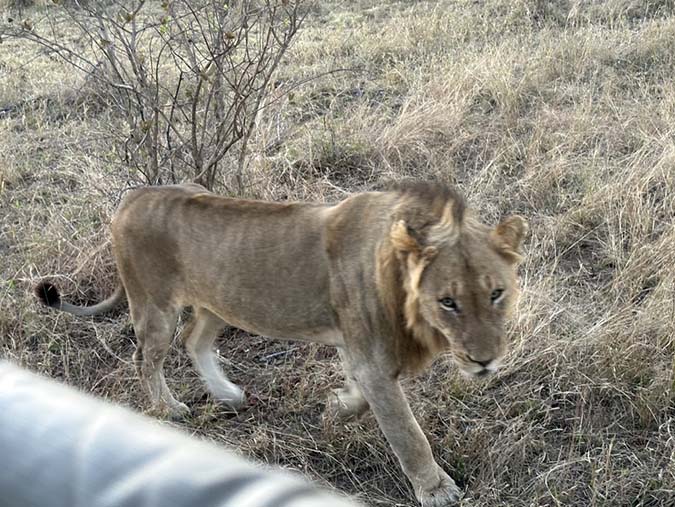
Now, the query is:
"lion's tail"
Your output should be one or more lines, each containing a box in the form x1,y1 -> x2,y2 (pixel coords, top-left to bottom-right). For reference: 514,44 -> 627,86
34,281 -> 126,317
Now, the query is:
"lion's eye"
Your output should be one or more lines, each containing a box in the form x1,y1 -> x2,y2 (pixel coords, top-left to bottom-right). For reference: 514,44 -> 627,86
491,288 -> 504,304
439,297 -> 459,312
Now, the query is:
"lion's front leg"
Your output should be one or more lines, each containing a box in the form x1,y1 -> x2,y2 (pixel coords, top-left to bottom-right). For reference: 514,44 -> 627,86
326,382 -> 369,421
325,348 -> 370,421
355,369 -> 462,507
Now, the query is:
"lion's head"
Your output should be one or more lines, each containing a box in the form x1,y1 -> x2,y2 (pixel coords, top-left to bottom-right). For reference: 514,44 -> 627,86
379,182 -> 527,377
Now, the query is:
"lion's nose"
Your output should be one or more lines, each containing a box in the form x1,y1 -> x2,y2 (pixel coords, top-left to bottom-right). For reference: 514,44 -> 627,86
468,356 -> 492,368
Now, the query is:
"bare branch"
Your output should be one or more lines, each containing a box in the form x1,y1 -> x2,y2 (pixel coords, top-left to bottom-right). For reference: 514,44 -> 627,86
5,0 -> 307,190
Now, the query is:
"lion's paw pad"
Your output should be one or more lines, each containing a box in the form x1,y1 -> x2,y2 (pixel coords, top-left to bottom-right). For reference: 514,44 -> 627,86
418,476 -> 462,507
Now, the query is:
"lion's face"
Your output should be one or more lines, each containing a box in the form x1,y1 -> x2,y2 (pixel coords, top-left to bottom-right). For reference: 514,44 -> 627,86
417,232 -> 521,377
387,190 -> 527,376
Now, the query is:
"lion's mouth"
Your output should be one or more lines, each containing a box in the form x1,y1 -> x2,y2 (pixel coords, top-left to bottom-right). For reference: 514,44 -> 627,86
457,360 -> 500,379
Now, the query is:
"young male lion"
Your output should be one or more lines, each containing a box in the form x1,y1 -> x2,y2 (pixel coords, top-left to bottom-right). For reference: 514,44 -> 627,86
36,181 -> 527,507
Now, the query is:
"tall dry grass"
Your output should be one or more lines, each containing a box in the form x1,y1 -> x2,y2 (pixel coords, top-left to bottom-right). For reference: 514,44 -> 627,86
1,1 -> 674,505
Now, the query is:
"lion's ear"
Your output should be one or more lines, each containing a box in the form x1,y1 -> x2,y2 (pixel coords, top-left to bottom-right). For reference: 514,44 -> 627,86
426,201 -> 460,245
390,220 -> 421,253
490,215 -> 528,264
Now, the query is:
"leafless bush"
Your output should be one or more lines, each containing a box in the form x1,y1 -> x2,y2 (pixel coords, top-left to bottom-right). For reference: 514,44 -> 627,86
3,0 -> 305,190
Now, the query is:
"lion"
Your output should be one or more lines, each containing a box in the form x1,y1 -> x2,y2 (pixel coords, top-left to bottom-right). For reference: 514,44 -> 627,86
35,181 -> 527,507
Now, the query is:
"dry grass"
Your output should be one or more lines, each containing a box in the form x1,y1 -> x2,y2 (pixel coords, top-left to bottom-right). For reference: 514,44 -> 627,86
2,1 -> 675,506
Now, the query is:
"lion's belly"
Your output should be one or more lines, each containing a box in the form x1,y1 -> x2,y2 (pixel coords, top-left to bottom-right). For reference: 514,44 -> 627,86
207,307 -> 344,346
260,328 -> 344,346
292,327 -> 344,346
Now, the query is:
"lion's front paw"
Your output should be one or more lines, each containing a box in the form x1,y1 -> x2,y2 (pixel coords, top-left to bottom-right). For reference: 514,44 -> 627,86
324,387 -> 369,422
416,469 -> 462,507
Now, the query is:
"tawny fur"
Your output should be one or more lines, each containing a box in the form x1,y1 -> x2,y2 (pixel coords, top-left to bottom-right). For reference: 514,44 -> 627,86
35,180 -> 527,507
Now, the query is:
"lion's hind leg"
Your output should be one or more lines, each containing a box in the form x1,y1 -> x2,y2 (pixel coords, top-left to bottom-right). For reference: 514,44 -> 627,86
184,307 -> 246,408
130,301 -> 189,419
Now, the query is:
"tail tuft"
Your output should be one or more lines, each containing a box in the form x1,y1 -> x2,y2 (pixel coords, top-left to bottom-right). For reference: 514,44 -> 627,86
35,281 -> 61,308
